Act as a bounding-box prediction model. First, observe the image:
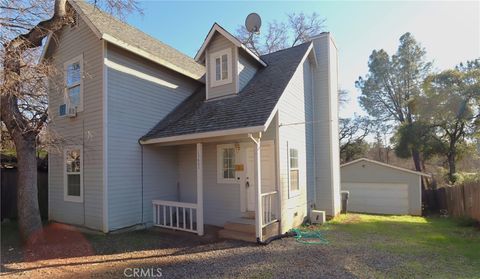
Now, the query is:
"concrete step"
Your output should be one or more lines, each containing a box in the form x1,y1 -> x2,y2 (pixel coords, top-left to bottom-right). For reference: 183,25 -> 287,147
219,219 -> 280,243
218,229 -> 256,242
242,211 -> 255,219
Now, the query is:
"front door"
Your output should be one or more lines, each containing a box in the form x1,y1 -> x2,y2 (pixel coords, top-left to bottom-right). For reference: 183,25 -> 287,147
243,141 -> 276,212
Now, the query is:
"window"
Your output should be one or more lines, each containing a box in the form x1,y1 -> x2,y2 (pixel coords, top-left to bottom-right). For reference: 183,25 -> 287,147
64,146 -> 83,202
217,144 -> 237,184
221,54 -> 228,80
64,55 -> 83,112
214,54 -> 229,81
210,49 -> 232,87
215,57 -> 221,81
289,148 -> 300,194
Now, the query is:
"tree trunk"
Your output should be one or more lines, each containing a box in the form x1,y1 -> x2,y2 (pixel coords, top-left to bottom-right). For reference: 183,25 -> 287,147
411,147 -> 427,208
411,148 -> 422,171
447,151 -> 456,184
1,0 -> 69,242
15,136 -> 43,242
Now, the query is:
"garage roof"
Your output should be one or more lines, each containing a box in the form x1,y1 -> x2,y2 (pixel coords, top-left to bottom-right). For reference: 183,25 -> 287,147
341,158 -> 432,178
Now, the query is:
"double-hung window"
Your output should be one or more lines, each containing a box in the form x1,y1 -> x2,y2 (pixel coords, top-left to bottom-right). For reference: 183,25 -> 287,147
64,55 -> 83,111
217,144 -> 236,183
64,146 -> 83,202
289,148 -> 300,195
210,49 -> 232,87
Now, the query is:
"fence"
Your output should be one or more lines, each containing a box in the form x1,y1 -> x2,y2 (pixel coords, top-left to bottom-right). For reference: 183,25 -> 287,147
1,168 -> 48,220
428,182 -> 480,221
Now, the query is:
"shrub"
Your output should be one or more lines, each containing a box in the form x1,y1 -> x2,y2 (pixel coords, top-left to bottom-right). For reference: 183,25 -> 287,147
462,172 -> 480,184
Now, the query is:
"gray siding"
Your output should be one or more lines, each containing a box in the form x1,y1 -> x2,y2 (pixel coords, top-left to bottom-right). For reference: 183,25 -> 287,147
206,33 -> 237,99
303,60 -> 315,206
173,117 -> 278,227
176,143 -> 241,227
238,50 -> 258,91
277,56 -> 314,232
203,142 -> 242,226
47,16 -> 104,230
142,145 -> 179,225
341,161 -> 422,215
177,145 -> 196,204
106,43 -> 199,230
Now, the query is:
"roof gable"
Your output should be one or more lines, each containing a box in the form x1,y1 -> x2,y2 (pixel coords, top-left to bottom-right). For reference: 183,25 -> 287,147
194,23 -> 267,67
141,42 -> 313,144
66,0 -> 205,81
341,158 -> 431,177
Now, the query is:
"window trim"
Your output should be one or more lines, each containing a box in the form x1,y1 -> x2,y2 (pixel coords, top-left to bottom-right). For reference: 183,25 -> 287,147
209,48 -> 232,87
216,144 -> 238,184
63,54 -> 84,112
63,145 -> 83,203
288,146 -> 300,198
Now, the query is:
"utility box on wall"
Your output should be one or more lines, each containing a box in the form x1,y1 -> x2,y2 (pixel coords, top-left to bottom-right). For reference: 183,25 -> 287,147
310,210 -> 326,224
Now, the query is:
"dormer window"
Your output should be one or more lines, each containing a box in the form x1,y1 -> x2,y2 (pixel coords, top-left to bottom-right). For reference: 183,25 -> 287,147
215,54 -> 228,81
210,48 -> 232,87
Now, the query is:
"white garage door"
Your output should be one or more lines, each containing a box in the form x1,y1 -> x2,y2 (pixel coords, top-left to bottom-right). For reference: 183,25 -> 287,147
341,183 -> 409,215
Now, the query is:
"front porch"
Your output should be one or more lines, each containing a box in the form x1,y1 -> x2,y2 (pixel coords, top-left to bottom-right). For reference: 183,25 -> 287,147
146,133 -> 280,242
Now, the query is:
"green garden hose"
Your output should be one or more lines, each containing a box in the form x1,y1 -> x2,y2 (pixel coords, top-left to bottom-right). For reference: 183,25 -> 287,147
290,228 -> 329,245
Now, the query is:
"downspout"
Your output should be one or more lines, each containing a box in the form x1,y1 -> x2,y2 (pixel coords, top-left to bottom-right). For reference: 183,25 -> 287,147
102,40 -> 109,233
82,119 -> 86,226
311,61 -> 317,212
138,140 -> 145,226
248,132 -> 262,243
257,231 -> 296,245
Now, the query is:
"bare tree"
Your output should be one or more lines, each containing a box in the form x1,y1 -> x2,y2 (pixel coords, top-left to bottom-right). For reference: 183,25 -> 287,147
236,12 -> 326,55
288,12 -> 324,47
236,25 -> 262,55
262,21 -> 288,54
0,0 -> 139,242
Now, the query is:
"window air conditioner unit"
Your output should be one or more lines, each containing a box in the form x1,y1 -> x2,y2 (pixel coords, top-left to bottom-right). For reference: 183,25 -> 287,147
59,104 -> 77,118
67,106 -> 77,117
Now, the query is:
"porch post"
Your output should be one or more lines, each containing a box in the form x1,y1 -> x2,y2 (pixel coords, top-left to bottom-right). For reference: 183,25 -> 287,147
196,143 -> 204,236
253,136 -> 262,242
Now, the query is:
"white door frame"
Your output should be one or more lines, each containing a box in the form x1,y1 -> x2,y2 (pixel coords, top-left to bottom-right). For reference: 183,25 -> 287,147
238,142 -> 252,213
245,145 -> 255,211
239,140 -> 275,213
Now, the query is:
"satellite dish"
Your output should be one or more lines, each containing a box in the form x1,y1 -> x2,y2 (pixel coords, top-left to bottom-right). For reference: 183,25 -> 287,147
245,13 -> 262,34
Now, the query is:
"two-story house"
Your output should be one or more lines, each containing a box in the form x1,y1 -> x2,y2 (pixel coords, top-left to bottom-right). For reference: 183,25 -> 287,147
45,0 -> 341,242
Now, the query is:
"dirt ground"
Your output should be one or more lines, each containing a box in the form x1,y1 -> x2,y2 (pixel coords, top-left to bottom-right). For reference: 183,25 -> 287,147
1,215 -> 479,278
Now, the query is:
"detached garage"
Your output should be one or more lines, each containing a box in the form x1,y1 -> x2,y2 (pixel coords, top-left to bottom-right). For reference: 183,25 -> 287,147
341,158 -> 431,216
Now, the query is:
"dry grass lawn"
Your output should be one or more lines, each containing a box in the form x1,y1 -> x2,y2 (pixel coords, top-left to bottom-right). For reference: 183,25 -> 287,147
1,214 -> 479,278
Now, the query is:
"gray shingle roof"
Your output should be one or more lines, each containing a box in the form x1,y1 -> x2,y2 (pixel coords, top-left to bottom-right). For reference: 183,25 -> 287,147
72,0 -> 205,80
141,42 -> 312,142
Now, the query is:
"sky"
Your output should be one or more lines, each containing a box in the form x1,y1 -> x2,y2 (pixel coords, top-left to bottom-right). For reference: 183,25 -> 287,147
126,0 -> 480,118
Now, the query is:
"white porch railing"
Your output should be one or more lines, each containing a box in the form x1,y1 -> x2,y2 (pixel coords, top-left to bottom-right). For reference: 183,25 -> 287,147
261,191 -> 278,227
152,200 -> 198,234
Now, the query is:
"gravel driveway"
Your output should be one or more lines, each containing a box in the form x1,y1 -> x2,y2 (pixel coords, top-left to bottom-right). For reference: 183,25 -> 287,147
1,222 -> 399,279
3,214 -> 478,278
